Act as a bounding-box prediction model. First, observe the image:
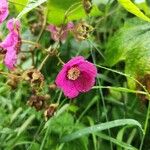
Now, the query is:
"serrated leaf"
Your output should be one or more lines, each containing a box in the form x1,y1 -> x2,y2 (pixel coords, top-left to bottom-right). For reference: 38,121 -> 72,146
17,0 -> 47,19
118,0 -> 150,22
47,0 -> 102,25
105,18 -> 150,89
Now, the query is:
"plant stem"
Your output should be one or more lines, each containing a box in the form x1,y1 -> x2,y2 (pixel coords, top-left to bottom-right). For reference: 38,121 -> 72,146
38,54 -> 50,71
22,40 -> 41,47
56,54 -> 65,65
139,101 -> 150,150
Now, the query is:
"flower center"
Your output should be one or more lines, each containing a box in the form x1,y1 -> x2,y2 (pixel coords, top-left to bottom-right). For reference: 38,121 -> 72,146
67,67 -> 80,80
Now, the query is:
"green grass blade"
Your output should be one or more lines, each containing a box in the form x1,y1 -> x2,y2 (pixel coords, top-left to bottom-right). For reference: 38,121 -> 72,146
61,119 -> 143,142
96,132 -> 137,150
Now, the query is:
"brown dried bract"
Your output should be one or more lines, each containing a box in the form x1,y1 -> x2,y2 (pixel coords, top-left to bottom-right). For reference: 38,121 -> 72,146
44,103 -> 58,121
72,22 -> 93,41
137,74 -> 150,101
27,95 -> 47,111
0,46 -> 6,54
83,0 -> 92,14
22,69 -> 44,86
49,83 -> 57,90
7,69 -> 21,89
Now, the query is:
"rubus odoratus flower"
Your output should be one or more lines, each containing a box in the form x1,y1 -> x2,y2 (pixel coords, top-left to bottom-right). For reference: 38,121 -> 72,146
55,56 -> 97,99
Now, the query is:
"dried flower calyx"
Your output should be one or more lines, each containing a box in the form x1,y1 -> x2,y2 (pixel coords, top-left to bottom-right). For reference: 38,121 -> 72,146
27,94 -> 48,111
72,22 -> 93,41
137,74 -> 150,101
22,69 -> 44,86
44,103 -> 58,121
83,0 -> 92,14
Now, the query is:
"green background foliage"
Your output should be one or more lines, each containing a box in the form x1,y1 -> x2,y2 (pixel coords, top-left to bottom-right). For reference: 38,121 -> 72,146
1,0 -> 150,150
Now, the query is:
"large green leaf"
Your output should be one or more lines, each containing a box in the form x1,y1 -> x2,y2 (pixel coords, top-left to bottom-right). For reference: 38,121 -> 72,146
17,0 -> 47,19
47,0 -> 102,25
118,0 -> 150,22
11,0 -> 28,12
105,18 -> 150,89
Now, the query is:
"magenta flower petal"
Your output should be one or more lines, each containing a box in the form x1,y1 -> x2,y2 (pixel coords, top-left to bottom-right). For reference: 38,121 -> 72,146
55,56 -> 97,99
78,61 -> 97,77
74,71 -> 95,92
0,0 -> 9,24
4,47 -> 17,70
74,61 -> 97,92
55,67 -> 68,88
0,18 -> 21,70
66,22 -> 74,29
62,80 -> 79,99
64,56 -> 85,67
56,67 -> 79,98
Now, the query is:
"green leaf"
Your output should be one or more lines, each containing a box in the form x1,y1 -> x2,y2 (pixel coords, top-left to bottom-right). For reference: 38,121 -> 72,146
118,0 -> 150,22
60,119 -> 143,142
49,112 -> 74,134
47,0 -> 102,25
17,0 -> 47,19
10,0 -> 28,12
105,18 -> 150,89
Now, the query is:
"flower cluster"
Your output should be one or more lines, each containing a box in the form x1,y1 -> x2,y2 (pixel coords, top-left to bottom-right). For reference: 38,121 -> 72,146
0,18 -> 21,70
0,0 -> 97,100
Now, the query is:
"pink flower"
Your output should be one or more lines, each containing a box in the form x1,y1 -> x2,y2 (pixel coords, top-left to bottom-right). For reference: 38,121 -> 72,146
0,0 -> 9,24
56,56 -> 97,99
0,18 -> 21,70
47,22 -> 74,42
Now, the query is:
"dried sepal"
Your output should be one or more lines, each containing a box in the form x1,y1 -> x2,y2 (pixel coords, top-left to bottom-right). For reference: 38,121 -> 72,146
72,22 -> 93,41
83,0 -> 92,14
49,83 -> 57,90
44,103 -> 58,121
22,68 -> 44,87
137,74 -> 150,102
27,94 -> 47,111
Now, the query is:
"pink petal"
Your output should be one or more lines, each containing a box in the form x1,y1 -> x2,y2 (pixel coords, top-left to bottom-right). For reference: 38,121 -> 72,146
63,79 -> 79,98
74,71 -> 95,92
47,22 -> 74,42
47,25 -> 60,42
78,61 -> 97,77
55,66 -> 68,87
0,18 -> 21,70
0,0 -> 9,24
7,18 -> 20,31
0,31 -> 18,48
64,56 -> 85,68
74,61 -> 97,92
47,24 -> 57,33
4,47 -> 17,70
55,67 -> 79,98
66,22 -> 74,30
